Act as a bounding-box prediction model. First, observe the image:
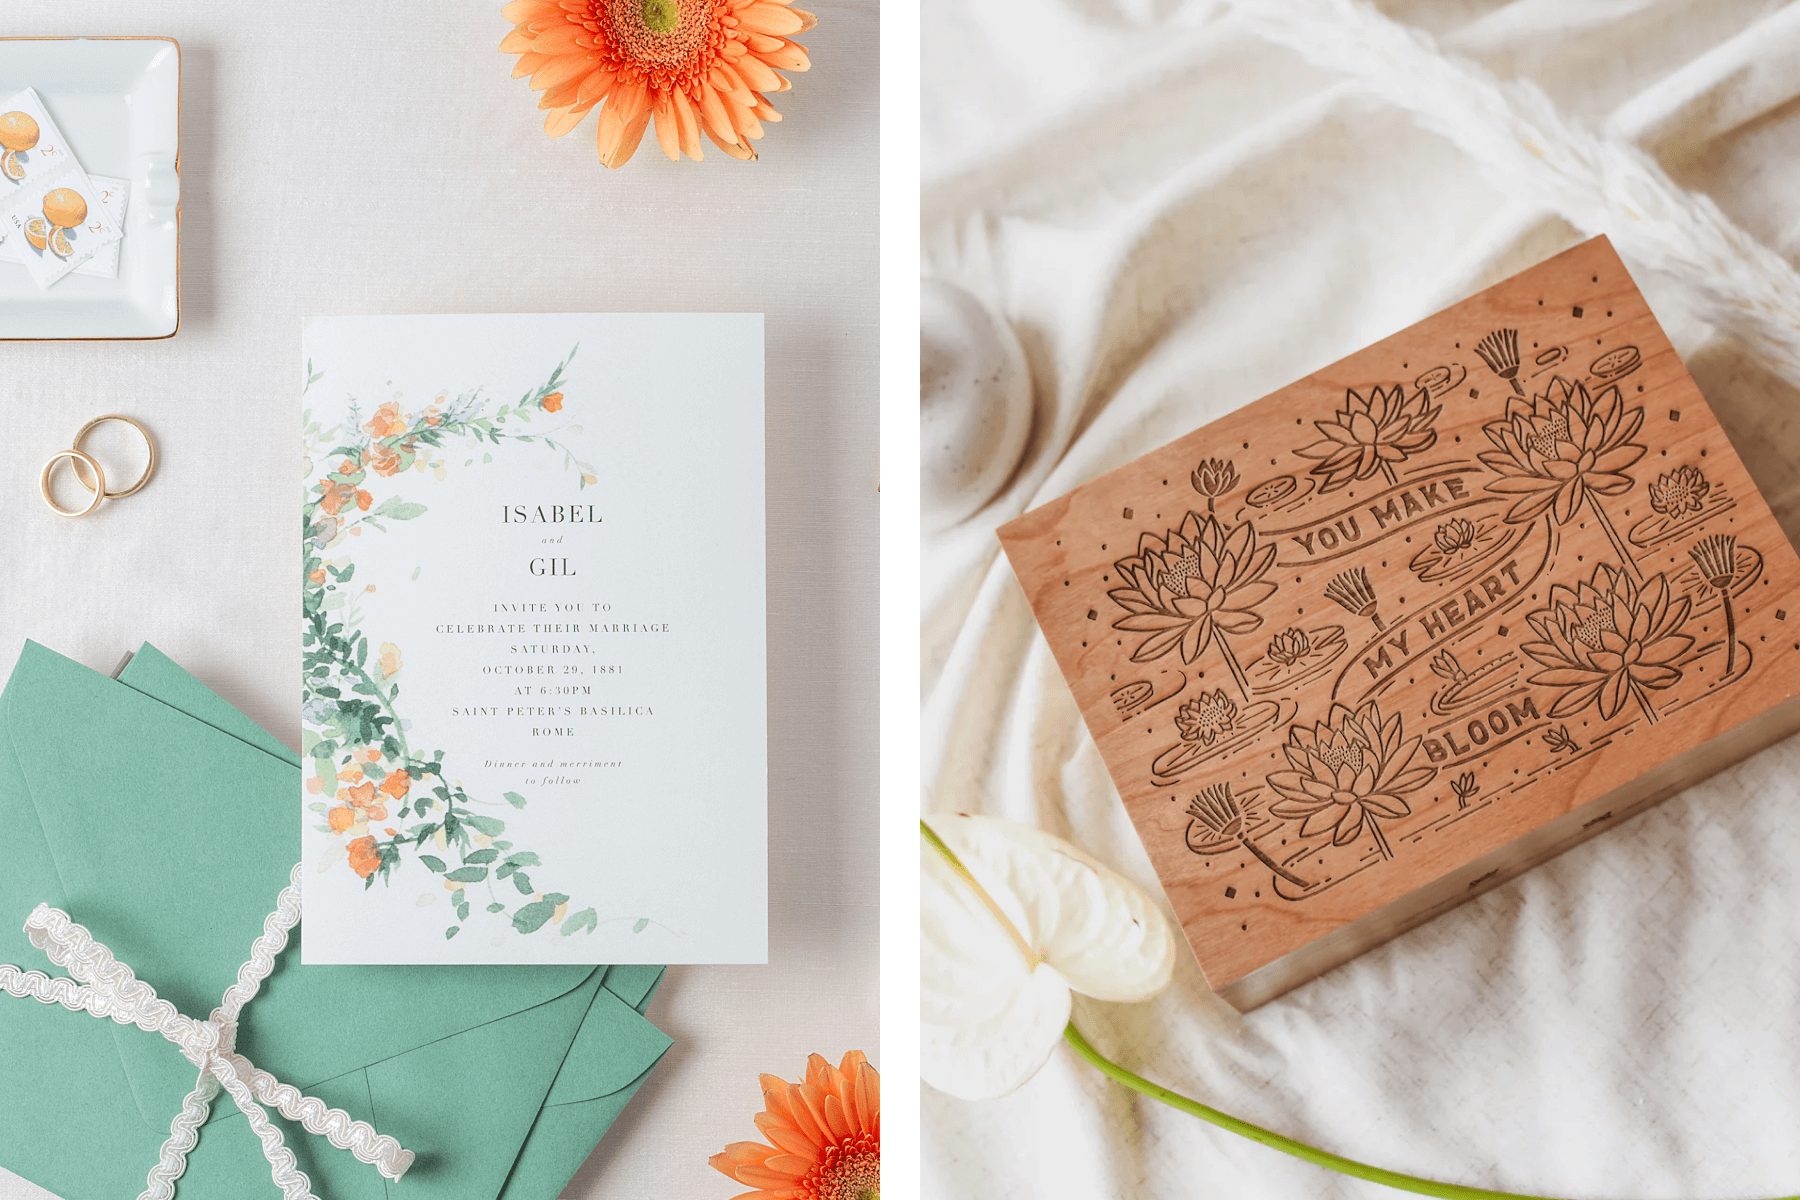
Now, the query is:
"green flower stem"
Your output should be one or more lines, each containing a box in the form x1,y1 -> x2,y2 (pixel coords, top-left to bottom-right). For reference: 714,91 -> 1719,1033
921,820 -> 1038,969
1069,1023 -> 1704,1200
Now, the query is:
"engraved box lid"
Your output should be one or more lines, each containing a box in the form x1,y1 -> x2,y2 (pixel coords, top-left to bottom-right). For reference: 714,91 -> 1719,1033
998,237 -> 1800,1008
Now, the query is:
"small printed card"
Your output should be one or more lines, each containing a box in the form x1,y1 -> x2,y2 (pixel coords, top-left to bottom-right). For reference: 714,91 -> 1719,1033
0,88 -> 77,191
1,162 -> 124,289
0,173 -> 126,278
301,314 -> 767,965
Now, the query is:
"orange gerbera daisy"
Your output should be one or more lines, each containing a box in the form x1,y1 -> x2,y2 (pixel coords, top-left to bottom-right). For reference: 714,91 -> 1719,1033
498,0 -> 815,166
710,1051 -> 879,1200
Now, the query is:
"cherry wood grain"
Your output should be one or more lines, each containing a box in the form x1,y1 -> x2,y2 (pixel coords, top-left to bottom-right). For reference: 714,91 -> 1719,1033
1000,237 -> 1800,1009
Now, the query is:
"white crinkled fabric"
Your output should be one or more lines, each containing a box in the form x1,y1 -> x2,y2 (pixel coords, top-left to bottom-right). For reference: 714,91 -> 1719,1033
923,1 -> 1800,1196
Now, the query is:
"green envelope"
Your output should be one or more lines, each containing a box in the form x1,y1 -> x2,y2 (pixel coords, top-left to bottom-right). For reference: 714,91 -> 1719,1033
0,640 -> 672,1200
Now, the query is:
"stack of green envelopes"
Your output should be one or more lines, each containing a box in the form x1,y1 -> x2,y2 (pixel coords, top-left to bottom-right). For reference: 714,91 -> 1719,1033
0,640 -> 671,1199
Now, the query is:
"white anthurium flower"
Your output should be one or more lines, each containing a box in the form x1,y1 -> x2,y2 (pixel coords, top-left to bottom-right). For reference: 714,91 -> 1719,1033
922,812 -> 1176,1100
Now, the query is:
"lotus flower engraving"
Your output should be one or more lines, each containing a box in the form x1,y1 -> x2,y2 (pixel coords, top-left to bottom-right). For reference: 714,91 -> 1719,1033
1265,628 -> 1311,667
1267,702 -> 1435,861
1108,512 -> 1277,697
1434,517 -> 1477,554
1185,783 -> 1310,888
1295,385 -> 1441,492
1542,725 -> 1580,753
1429,649 -> 1466,682
1648,465 -> 1708,517
1478,376 -> 1647,578
1173,689 -> 1238,745
1190,458 -> 1238,512
1520,563 -> 1692,725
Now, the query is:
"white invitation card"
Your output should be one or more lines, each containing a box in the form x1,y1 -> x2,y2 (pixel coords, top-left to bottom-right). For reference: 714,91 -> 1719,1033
301,313 -> 766,964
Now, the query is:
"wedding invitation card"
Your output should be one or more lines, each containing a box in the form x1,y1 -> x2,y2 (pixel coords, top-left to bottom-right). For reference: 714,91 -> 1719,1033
301,313 -> 766,964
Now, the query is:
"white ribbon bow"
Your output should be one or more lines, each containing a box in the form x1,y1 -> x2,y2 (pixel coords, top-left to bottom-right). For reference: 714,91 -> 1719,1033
0,863 -> 413,1200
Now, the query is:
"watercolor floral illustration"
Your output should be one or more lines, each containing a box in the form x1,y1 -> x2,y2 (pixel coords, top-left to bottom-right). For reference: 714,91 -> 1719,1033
1107,512 -> 1278,697
302,348 -> 614,942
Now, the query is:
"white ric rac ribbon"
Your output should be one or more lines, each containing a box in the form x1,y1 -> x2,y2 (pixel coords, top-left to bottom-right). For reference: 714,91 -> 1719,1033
0,863 -> 413,1200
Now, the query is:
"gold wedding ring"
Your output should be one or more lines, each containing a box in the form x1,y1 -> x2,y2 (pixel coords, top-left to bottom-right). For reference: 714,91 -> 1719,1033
70,414 -> 157,498
40,449 -> 106,519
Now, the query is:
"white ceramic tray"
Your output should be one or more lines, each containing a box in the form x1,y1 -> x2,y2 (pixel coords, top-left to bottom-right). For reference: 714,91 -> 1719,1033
0,38 -> 179,341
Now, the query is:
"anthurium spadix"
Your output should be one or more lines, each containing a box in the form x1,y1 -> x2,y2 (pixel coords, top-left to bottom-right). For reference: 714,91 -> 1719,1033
921,813 -> 1176,1100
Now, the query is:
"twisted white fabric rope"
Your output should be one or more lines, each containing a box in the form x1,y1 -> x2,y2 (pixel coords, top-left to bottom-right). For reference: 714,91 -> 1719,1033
0,863 -> 413,1200
1233,0 -> 1800,389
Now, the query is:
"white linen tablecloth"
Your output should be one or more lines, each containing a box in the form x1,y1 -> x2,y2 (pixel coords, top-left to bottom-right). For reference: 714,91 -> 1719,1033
0,1 -> 876,1197
923,1 -> 1800,1196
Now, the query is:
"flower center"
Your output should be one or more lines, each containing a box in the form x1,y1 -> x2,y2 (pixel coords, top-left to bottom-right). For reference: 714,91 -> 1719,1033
1157,551 -> 1200,597
1526,411 -> 1570,457
812,1144 -> 880,1200
1314,738 -> 1366,773
604,0 -> 718,74
1566,604 -> 1616,649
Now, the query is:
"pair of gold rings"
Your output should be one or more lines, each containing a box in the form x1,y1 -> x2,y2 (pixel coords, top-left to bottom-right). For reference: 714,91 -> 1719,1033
39,415 -> 158,518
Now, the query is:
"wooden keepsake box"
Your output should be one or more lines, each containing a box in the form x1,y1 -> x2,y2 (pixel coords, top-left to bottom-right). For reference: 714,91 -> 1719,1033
999,237 -> 1800,1010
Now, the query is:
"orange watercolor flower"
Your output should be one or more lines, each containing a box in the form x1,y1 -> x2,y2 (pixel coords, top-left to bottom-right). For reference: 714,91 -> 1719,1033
308,569 -> 326,585
367,802 -> 388,822
379,769 -> 412,801
541,391 -> 563,413
327,806 -> 356,834
498,0 -> 816,167
347,836 -> 382,880
711,1051 -> 879,1200
348,781 -> 377,808
364,401 -> 408,440
367,441 -> 402,477
356,489 -> 372,511
318,480 -> 359,515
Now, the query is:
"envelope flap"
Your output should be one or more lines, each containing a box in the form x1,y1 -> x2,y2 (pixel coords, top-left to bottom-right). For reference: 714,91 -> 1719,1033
2,642 -> 594,1093
542,982 -> 672,1105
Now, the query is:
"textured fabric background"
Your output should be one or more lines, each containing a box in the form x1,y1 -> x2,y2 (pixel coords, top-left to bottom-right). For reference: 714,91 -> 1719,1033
0,1 -> 876,1197
923,1 -> 1800,1196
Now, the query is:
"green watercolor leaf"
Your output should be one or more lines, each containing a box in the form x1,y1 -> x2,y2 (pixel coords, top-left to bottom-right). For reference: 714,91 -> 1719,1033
487,902 -> 506,913
563,908 -> 597,936
419,855 -> 447,873
632,917 -> 649,934
511,900 -> 555,935
513,872 -> 533,894
462,848 -> 499,865
503,791 -> 528,809
444,866 -> 488,883
502,852 -> 540,868
463,813 -> 506,836
445,926 -> 459,940
412,566 -> 421,581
